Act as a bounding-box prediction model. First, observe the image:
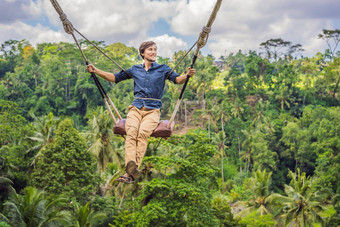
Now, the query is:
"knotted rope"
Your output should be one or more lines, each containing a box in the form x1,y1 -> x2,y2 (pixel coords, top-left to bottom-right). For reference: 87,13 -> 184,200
195,0 -> 222,54
50,0 -> 131,78
50,0 -> 223,132
167,0 -> 222,128
167,0 -> 222,90
50,0 -> 123,123
50,0 -> 74,34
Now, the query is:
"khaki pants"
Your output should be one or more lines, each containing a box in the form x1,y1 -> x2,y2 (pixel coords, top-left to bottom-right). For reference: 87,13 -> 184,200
125,105 -> 160,168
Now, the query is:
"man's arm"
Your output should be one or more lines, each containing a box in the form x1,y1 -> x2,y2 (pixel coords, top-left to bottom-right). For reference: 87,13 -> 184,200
87,64 -> 116,82
175,67 -> 196,84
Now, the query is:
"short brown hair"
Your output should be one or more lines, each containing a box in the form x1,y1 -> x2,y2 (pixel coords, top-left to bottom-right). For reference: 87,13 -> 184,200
139,41 -> 156,59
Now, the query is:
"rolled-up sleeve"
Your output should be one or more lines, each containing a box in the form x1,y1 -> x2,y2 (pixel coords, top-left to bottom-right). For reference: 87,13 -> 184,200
115,68 -> 133,83
164,65 -> 180,84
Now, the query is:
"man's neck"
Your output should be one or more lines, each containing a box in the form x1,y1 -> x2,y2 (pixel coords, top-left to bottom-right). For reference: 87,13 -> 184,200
143,60 -> 154,71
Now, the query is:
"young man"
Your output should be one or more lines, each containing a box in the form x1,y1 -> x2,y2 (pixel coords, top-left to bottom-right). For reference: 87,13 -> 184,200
87,41 -> 195,183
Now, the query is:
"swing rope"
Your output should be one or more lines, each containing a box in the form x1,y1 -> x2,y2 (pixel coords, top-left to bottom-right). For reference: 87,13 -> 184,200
50,0 -> 222,134
50,0 -> 127,73
50,0 -> 124,123
167,0 -> 222,128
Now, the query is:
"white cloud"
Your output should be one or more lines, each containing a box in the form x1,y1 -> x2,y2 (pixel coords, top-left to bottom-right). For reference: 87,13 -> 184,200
43,0 -> 178,44
0,0 -> 339,59
148,34 -> 187,58
170,0 -> 217,35
169,0 -> 339,57
22,0 -> 43,18
0,0 -> 42,23
208,38 -> 235,59
0,21 -> 70,45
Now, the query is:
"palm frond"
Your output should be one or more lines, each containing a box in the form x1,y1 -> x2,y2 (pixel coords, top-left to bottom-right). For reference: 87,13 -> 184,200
0,176 -> 13,185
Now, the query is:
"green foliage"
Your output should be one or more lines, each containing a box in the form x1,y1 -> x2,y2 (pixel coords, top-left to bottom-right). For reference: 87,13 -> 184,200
223,160 -> 238,181
0,176 -> 13,203
275,169 -> 326,226
283,105 -> 340,191
83,106 -> 124,175
0,100 -> 31,146
0,39 -> 30,78
235,169 -> 278,220
0,186 -> 72,227
318,29 -> 340,58
259,38 -> 303,61
212,194 -> 237,226
0,99 -> 34,193
121,130 -> 219,226
244,51 -> 274,95
72,202 -> 107,227
0,221 -> 11,227
239,212 -> 276,227
30,118 -> 99,203
110,210 -> 136,227
1,37 -> 339,226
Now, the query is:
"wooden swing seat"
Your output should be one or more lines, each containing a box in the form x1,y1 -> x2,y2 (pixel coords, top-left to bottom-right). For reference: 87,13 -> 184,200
113,119 -> 175,138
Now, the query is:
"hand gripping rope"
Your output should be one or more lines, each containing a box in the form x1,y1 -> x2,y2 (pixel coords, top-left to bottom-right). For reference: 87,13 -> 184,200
167,0 -> 223,128
50,0 -> 222,135
50,0 -> 134,124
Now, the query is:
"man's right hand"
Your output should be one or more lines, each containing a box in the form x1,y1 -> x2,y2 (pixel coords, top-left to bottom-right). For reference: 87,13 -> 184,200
86,64 -> 96,73
85,64 -> 116,82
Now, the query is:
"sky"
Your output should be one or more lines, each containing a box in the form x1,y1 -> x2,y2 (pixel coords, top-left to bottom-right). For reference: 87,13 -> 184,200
0,0 -> 339,59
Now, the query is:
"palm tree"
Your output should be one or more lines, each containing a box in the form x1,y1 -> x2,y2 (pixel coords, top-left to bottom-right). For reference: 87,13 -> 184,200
0,177 -> 13,186
209,99 -> 231,133
0,177 -> 13,202
26,113 -> 59,168
73,75 -> 97,114
230,97 -> 246,119
274,88 -> 291,110
324,192 -> 340,226
240,126 -> 256,173
0,149 -> 15,202
273,169 -> 325,226
212,131 -> 227,187
235,169 -> 278,219
251,99 -> 268,126
102,168 -> 125,196
83,106 -> 124,175
72,202 -> 107,227
0,186 -> 72,227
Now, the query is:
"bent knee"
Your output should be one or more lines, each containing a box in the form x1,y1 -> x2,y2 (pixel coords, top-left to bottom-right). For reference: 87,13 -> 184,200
126,126 -> 139,137
138,129 -> 152,139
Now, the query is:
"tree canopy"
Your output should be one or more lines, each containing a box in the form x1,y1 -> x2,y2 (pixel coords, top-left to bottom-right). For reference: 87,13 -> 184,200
0,31 -> 339,226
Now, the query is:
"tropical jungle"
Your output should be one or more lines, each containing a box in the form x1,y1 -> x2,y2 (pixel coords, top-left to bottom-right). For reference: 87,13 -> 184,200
0,29 -> 339,226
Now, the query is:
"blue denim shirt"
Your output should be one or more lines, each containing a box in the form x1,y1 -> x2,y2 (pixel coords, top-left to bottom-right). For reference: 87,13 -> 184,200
115,62 -> 180,109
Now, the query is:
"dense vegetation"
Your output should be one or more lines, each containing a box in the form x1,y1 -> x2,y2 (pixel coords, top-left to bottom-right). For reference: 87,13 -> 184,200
0,29 -> 339,226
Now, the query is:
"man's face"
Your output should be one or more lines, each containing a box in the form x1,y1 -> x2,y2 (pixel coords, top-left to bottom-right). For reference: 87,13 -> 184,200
143,44 -> 157,62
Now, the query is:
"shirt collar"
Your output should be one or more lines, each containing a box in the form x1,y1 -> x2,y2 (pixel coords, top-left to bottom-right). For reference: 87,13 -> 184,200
140,62 -> 159,68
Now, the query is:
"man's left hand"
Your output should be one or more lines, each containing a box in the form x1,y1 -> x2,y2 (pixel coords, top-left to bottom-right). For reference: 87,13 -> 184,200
187,67 -> 196,77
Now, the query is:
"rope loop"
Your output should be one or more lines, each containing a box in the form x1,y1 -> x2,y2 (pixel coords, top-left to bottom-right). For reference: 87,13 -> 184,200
202,26 -> 212,34
59,13 -> 67,22
59,13 -> 74,34
197,26 -> 211,49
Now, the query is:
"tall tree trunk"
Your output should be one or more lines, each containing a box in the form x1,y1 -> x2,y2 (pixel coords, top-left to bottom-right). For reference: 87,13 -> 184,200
208,115 -> 211,138
332,75 -> 340,98
202,91 -> 206,109
34,73 -> 38,87
118,188 -> 126,209
185,101 -> 188,127
237,136 -> 242,172
221,147 -> 224,189
221,113 -> 224,132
